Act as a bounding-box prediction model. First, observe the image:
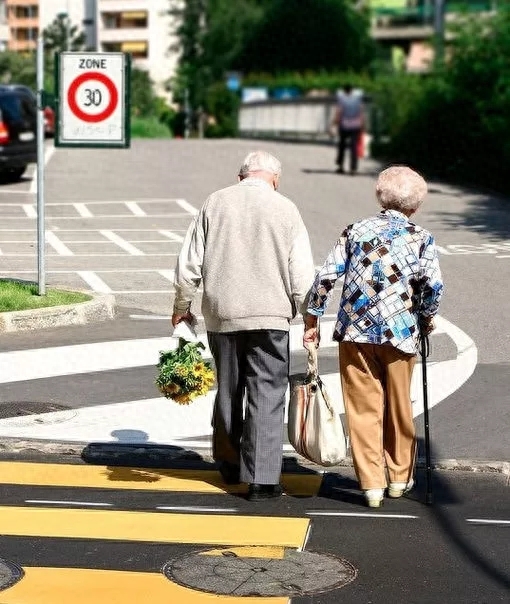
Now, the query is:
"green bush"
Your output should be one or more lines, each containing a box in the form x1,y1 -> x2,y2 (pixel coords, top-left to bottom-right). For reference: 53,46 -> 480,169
130,116 -> 171,138
370,8 -> 510,193
204,83 -> 240,138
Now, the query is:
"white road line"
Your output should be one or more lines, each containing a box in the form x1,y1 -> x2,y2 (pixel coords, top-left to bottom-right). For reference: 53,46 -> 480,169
496,255 -> 510,259
113,290 -> 174,294
99,230 -> 144,256
159,230 -> 184,242
158,270 -> 175,283
466,519 -> 510,526
306,511 -> 419,519
45,232 -> 74,256
25,500 -> 112,507
29,145 -> 55,194
0,228 -> 188,232
76,271 -> 112,294
0,248 -> 2,255
125,202 -> 146,216
436,245 -> 452,255
0,253 -> 178,257
0,269 -> 178,274
0,213 -> 190,220
74,203 -> 94,217
176,199 -> 198,215
23,204 -> 37,218
156,506 -> 238,513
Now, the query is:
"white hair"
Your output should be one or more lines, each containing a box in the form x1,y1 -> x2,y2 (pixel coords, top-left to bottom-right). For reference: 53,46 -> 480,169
376,165 -> 428,213
239,150 -> 282,178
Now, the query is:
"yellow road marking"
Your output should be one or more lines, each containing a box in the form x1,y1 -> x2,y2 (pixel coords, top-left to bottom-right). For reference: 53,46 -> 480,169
0,506 -> 309,548
0,461 -> 321,496
200,546 -> 286,559
1,567 -> 289,604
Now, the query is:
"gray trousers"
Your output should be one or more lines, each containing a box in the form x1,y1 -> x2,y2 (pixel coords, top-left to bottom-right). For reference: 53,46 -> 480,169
207,330 -> 289,485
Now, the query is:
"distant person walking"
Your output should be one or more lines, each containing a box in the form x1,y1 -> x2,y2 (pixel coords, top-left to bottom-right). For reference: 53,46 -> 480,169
303,166 -> 444,508
333,84 -> 364,175
172,150 -> 315,501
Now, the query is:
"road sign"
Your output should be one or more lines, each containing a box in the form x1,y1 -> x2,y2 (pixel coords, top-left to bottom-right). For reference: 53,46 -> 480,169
55,52 -> 130,148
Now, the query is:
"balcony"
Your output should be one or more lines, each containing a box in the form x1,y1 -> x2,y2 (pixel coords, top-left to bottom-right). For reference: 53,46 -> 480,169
8,38 -> 36,51
371,1 -> 496,41
98,26 -> 149,43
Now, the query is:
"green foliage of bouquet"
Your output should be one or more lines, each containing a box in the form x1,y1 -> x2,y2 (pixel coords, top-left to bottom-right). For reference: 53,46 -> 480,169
156,338 -> 215,405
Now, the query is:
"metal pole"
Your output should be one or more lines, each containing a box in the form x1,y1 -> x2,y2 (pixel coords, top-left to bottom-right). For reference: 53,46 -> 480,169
36,35 -> 46,296
184,88 -> 190,139
434,0 -> 445,62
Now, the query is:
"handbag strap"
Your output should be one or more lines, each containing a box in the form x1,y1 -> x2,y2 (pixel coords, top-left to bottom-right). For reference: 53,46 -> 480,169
306,345 -> 319,379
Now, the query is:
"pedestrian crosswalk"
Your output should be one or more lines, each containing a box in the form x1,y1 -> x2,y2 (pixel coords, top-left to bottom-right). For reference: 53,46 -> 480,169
0,460 -> 319,604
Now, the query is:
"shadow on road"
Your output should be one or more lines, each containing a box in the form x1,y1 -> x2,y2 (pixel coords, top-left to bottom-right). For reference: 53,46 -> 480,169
434,191 -> 510,240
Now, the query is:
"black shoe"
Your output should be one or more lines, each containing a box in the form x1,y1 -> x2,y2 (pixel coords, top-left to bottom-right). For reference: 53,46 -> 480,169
335,166 -> 345,174
247,483 -> 283,501
218,461 -> 240,485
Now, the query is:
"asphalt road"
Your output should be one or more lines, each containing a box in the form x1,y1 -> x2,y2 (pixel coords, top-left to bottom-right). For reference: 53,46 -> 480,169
0,140 -> 508,603
0,138 -> 508,461
0,457 -> 507,603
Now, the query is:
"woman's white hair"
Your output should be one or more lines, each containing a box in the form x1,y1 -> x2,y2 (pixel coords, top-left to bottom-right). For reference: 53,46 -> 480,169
239,150 -> 282,178
376,165 -> 428,213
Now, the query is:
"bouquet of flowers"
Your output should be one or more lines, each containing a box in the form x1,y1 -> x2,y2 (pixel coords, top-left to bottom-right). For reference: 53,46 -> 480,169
155,338 -> 215,405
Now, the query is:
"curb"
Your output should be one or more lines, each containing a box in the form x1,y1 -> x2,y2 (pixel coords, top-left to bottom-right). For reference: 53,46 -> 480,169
0,292 -> 116,333
0,437 -> 507,476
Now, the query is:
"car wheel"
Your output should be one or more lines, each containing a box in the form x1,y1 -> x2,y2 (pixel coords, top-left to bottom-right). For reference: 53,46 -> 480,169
7,166 -> 26,182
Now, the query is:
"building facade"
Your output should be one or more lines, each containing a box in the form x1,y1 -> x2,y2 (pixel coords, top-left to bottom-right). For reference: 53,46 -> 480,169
3,1 -> 96,52
96,0 -> 178,96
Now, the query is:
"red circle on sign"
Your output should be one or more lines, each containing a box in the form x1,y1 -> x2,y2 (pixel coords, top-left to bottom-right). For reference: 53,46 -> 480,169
67,71 -> 119,123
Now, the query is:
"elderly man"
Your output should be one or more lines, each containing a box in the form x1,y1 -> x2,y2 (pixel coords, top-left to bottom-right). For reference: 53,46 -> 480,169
304,166 -> 443,508
172,150 -> 315,501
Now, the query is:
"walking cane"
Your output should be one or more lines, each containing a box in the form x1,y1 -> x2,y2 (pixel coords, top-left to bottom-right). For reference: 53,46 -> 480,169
419,317 -> 433,505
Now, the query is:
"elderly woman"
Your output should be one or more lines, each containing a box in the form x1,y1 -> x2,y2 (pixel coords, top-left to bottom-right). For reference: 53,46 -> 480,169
303,166 -> 444,508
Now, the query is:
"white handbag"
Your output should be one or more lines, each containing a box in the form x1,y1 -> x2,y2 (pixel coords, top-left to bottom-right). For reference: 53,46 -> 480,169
288,346 -> 347,466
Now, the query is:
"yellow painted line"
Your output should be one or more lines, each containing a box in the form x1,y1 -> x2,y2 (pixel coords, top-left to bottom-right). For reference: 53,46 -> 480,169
200,546 -> 286,559
0,461 -> 322,496
0,506 -> 309,548
0,567 -> 289,604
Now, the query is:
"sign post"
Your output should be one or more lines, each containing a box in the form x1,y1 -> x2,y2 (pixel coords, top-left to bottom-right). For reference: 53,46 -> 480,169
55,52 -> 130,148
36,35 -> 45,295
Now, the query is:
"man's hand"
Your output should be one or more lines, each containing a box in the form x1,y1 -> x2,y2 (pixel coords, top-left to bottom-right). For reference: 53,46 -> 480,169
303,313 -> 320,349
171,311 -> 196,328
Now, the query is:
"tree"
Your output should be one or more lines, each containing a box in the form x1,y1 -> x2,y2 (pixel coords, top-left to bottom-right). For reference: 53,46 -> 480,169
237,0 -> 374,73
43,14 -> 86,53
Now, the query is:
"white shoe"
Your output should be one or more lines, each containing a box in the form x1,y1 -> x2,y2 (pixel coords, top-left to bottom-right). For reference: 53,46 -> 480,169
364,488 -> 385,508
388,479 -> 414,498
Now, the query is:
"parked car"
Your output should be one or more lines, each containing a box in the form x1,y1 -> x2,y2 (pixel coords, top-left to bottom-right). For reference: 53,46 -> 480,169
0,85 -> 37,182
43,105 -> 55,137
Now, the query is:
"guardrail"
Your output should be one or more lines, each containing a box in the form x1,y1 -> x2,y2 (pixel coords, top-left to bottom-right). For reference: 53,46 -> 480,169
238,97 -> 338,142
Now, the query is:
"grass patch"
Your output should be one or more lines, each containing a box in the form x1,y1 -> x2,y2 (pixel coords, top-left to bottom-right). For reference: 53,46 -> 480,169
130,116 -> 172,138
0,280 -> 91,312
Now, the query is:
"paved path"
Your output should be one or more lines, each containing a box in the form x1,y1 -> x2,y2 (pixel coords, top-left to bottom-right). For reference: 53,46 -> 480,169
0,139 -> 508,463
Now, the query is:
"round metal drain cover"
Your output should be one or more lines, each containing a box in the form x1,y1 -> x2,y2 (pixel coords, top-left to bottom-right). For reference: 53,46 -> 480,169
163,546 -> 356,597
0,402 -> 77,426
0,559 -> 24,591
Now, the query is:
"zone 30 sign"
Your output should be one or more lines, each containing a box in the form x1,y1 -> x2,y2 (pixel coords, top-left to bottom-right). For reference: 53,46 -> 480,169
56,52 -> 131,148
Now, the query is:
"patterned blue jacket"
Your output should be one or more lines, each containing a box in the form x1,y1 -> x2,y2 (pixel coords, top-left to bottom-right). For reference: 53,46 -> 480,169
307,209 -> 444,354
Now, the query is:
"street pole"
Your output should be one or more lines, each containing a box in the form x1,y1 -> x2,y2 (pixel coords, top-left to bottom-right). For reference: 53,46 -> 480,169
36,35 -> 46,295
434,0 -> 445,62
184,88 -> 190,139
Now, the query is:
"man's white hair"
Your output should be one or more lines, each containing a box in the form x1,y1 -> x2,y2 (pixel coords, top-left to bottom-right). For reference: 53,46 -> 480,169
239,150 -> 282,178
376,165 -> 427,213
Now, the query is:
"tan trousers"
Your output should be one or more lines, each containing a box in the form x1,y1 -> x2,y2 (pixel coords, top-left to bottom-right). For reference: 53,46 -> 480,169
339,341 -> 417,490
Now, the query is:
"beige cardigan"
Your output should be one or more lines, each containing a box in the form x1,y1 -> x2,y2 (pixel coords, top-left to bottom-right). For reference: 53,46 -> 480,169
173,178 -> 315,332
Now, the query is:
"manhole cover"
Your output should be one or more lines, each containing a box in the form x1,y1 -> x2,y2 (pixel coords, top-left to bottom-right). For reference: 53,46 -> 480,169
0,558 -> 23,591
163,546 -> 357,597
0,402 -> 77,426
